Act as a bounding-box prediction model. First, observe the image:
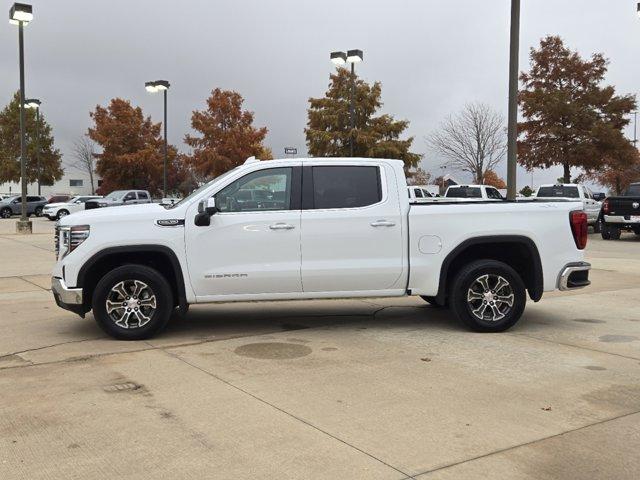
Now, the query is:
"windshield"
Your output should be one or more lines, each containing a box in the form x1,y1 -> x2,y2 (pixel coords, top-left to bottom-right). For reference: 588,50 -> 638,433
624,184 -> 640,196
168,166 -> 242,209
104,190 -> 127,200
68,196 -> 81,203
537,186 -> 579,198
446,187 -> 482,198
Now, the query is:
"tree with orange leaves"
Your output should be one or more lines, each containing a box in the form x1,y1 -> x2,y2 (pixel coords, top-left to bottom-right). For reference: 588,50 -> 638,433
184,89 -> 272,180
88,98 -> 182,196
482,169 -> 507,189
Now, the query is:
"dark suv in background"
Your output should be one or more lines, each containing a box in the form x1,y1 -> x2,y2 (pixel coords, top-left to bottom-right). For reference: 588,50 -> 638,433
0,195 -> 48,218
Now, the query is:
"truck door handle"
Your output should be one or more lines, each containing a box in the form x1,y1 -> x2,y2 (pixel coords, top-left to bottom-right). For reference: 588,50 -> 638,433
370,220 -> 396,227
269,223 -> 295,230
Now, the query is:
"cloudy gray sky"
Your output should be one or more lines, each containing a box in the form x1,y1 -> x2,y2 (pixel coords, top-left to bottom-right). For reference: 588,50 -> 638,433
1,0 -> 638,189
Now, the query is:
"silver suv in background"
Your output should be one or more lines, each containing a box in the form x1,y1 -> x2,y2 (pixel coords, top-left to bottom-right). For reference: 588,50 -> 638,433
85,190 -> 151,210
0,195 -> 48,218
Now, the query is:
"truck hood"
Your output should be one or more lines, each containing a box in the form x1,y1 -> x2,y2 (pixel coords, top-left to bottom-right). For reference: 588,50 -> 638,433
58,203 -> 169,226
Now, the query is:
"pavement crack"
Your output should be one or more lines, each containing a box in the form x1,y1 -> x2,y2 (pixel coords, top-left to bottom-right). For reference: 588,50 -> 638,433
410,409 -> 640,478
0,336 -> 105,360
154,345 -> 414,479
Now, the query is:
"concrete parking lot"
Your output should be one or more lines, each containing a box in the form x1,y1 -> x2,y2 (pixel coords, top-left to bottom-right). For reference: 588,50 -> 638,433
1,217 -> 639,479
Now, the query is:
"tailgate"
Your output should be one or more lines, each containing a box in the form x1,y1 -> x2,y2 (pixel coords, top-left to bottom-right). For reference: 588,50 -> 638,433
607,197 -> 640,216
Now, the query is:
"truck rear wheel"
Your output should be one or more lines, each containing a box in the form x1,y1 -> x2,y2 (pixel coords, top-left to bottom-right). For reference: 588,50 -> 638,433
450,259 -> 526,332
92,264 -> 173,340
608,226 -> 621,240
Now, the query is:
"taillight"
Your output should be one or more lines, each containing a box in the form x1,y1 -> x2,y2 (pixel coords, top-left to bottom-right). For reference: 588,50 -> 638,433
570,210 -> 588,250
602,199 -> 609,214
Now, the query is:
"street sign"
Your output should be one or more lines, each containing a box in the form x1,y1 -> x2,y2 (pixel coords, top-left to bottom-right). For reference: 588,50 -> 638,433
284,147 -> 297,155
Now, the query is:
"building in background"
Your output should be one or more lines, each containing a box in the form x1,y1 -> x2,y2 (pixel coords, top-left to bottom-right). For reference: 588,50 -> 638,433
0,165 -> 100,198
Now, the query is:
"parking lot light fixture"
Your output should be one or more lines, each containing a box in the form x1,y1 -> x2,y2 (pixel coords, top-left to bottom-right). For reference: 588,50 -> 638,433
10,2 -> 33,233
637,2 -> 640,18
330,51 -> 346,66
145,80 -> 170,197
25,98 -> 42,195
346,49 -> 363,63
9,2 -> 32,25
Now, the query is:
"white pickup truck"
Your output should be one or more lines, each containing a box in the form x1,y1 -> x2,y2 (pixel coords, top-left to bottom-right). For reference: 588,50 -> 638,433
51,158 -> 591,340
534,184 -> 601,230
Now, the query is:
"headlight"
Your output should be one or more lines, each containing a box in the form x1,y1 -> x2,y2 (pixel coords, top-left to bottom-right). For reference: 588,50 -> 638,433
58,225 -> 90,259
98,202 -> 107,207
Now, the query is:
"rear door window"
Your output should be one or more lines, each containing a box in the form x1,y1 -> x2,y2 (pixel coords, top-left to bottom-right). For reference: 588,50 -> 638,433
137,191 -> 149,200
414,188 -> 423,198
311,166 -> 381,209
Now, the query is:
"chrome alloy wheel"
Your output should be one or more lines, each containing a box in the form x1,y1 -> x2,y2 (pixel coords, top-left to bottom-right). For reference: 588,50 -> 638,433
466,274 -> 514,322
106,280 -> 157,329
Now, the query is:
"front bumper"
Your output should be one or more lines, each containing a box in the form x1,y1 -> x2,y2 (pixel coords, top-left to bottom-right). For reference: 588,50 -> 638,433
51,277 -> 85,317
558,262 -> 591,291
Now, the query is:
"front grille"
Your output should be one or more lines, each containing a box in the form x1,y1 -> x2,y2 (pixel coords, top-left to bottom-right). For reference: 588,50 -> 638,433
54,225 -> 60,257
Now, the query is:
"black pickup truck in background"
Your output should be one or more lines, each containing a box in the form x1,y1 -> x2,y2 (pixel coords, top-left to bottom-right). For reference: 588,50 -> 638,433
600,182 -> 640,240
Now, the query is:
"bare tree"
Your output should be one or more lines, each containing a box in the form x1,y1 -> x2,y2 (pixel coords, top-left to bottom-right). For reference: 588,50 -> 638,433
427,103 -> 506,184
71,136 -> 97,194
407,166 -> 432,186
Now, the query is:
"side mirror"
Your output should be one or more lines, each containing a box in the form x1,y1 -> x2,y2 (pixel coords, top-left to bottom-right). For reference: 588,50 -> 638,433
205,197 -> 217,215
195,197 -> 218,226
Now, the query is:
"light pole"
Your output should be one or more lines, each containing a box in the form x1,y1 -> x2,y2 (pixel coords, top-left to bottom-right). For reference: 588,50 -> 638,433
145,80 -> 170,197
9,2 -> 33,233
330,49 -> 364,157
506,0 -> 520,200
25,98 -> 41,195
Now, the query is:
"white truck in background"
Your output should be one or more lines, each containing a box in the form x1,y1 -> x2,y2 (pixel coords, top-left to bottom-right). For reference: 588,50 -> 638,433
43,195 -> 102,221
51,157 -> 591,340
407,185 -> 438,202
534,184 -> 601,231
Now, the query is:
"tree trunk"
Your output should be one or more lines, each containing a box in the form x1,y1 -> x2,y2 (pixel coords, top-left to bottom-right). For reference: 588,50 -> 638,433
563,163 -> 571,183
89,169 -> 95,195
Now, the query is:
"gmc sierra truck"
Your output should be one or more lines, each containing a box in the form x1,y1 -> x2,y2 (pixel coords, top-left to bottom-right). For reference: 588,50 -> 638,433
52,157 -> 591,340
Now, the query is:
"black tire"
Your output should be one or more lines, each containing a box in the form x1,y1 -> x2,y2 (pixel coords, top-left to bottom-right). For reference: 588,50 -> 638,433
609,227 -> 621,240
0,208 -> 11,219
56,209 -> 69,220
420,295 -> 443,308
92,264 -> 173,340
35,206 -> 43,217
633,227 -> 640,236
593,219 -> 601,234
601,225 -> 611,240
450,259 -> 526,333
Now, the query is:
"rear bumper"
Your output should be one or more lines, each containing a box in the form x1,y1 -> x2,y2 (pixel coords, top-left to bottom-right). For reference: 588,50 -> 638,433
557,262 -> 591,291
604,215 -> 640,224
51,276 -> 85,317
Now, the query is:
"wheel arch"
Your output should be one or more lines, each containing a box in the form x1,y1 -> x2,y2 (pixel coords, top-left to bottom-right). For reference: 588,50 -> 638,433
435,235 -> 543,306
76,245 -> 187,314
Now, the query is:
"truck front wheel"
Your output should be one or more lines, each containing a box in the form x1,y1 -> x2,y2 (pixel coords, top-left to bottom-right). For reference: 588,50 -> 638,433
92,264 -> 173,340
450,260 -> 526,333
